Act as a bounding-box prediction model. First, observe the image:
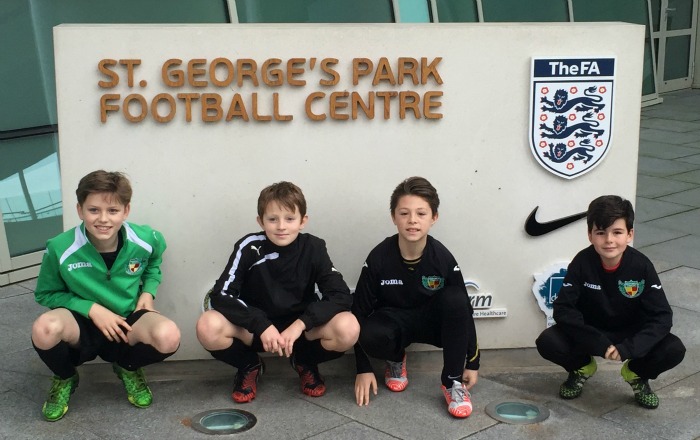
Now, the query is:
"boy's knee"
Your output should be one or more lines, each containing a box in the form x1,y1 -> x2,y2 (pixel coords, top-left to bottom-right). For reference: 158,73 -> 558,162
332,312 -> 360,349
32,312 -> 64,345
667,335 -> 686,363
196,311 -> 223,345
152,320 -> 181,353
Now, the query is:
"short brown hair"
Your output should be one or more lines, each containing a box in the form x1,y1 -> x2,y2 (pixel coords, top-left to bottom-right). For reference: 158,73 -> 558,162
76,170 -> 132,206
257,181 -> 307,217
390,176 -> 439,215
586,195 -> 634,232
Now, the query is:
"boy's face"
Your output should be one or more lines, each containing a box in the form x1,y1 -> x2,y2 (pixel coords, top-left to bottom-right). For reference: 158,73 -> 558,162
257,202 -> 308,247
77,192 -> 130,251
588,218 -> 633,268
391,195 -> 438,245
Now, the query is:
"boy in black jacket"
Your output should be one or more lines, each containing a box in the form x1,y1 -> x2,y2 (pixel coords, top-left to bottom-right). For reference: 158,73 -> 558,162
352,177 -> 479,418
196,181 -> 359,402
536,195 -> 685,408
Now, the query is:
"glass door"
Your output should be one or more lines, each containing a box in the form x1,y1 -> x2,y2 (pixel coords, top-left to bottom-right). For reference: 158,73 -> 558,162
651,0 -> 697,92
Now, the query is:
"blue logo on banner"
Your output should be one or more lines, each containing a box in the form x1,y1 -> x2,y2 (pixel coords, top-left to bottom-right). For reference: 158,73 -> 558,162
532,262 -> 569,327
530,58 -> 615,179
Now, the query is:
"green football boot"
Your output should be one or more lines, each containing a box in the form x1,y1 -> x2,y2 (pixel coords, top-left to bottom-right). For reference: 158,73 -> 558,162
42,373 -> 79,422
621,360 -> 659,409
559,357 -> 597,399
112,363 -> 153,408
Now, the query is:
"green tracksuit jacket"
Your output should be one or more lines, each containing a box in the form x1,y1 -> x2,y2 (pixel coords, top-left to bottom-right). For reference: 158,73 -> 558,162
35,222 -> 166,318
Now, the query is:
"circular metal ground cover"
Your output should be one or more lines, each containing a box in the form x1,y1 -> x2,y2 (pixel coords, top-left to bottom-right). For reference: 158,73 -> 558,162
484,399 -> 550,424
191,409 -> 257,435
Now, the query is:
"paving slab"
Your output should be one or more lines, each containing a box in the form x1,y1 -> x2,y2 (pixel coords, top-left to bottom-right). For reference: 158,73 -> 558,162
0,389 -> 103,440
467,401 -> 652,440
1,292 -> 47,329
639,118 -> 700,133
636,175 -> 699,198
659,267 -> 700,313
657,188 -> 700,207
0,282 -> 31,299
639,128 -> 700,145
641,107 -> 700,122
635,197 -> 694,222
632,223 -> 687,248
639,140 -> 700,159
0,324 -> 34,355
603,372 -> 700,440
637,157 -> 700,178
309,373 -> 520,440
638,235 -> 700,271
18,278 -> 38,291
643,209 -> 700,236
64,374 -> 352,440
677,153 -> 700,165
306,421 -> 399,440
666,169 -> 700,184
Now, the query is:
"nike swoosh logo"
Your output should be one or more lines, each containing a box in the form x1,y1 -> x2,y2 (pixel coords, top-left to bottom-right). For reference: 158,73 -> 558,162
525,206 -> 587,236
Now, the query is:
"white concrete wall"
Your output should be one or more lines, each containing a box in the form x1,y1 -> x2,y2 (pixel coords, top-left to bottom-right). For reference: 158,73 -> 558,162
54,23 -> 645,359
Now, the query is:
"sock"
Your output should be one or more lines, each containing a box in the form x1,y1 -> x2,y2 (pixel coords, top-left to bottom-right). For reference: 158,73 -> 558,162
209,339 -> 259,370
294,339 -> 343,366
578,357 -> 597,376
117,342 -> 177,371
33,340 -> 76,379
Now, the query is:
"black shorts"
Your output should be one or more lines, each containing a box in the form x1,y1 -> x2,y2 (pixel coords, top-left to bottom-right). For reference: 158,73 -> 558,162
68,309 -> 151,366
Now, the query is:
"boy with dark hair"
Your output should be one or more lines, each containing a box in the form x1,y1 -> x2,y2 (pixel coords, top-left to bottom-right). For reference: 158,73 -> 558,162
32,170 -> 181,421
196,181 -> 359,402
352,177 -> 480,418
536,195 -> 685,409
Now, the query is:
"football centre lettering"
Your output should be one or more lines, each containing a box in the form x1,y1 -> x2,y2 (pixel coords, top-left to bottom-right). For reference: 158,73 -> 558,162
98,57 -> 443,123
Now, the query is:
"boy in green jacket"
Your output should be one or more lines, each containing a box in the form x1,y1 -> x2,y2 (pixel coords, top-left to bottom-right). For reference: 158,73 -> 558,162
32,170 -> 180,421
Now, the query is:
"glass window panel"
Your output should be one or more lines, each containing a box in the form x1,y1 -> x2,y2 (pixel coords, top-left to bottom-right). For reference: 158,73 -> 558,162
651,0 -> 661,31
644,39 -> 657,94
664,35 -> 691,80
0,134 -> 62,256
572,0 -> 656,96
235,0 -> 394,23
436,0 -> 479,22
572,0 -> 649,24
481,0 -> 569,22
398,0 -> 431,22
666,0 -> 693,30
0,0 -> 53,130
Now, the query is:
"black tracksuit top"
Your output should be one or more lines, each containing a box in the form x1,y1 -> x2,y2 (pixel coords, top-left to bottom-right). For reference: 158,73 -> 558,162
210,232 -> 352,336
553,245 -> 673,361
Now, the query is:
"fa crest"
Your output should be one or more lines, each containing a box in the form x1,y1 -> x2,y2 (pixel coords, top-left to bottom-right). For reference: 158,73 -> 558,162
530,58 -> 615,179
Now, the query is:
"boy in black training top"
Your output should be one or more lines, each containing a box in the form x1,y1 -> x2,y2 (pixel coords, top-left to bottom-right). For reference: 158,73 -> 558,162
352,177 -> 479,418
196,181 -> 359,402
536,195 -> 685,408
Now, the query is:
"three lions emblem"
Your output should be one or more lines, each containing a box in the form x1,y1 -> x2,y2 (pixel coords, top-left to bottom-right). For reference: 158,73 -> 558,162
530,58 -> 615,179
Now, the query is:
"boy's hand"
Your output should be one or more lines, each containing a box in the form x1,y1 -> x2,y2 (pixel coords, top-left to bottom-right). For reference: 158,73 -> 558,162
260,325 -> 284,356
135,292 -> 156,312
88,303 -> 131,343
279,319 -> 306,357
355,372 -> 377,406
605,345 -> 621,361
462,369 -> 479,390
